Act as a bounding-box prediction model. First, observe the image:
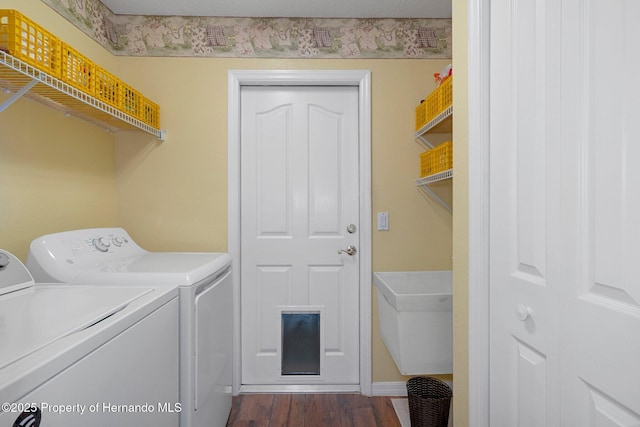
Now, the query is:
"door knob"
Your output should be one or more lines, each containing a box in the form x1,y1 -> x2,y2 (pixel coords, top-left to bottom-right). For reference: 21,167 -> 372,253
338,245 -> 357,256
516,304 -> 532,321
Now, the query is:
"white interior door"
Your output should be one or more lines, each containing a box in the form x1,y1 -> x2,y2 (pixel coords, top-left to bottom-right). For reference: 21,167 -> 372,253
240,85 -> 360,387
490,0 -> 640,425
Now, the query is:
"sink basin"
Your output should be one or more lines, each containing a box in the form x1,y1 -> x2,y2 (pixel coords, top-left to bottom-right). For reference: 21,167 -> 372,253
373,271 -> 452,375
373,271 -> 452,311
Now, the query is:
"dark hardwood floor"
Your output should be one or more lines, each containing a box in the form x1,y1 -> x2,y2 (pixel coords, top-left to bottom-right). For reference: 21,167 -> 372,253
226,394 -> 402,427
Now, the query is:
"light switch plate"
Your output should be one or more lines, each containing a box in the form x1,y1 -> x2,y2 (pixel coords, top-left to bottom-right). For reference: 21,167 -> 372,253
377,212 -> 389,231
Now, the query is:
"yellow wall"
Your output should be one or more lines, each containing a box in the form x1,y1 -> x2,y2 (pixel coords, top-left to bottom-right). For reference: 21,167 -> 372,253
0,0 -> 117,260
114,57 -> 454,383
452,0 -> 470,424
0,0 -> 462,397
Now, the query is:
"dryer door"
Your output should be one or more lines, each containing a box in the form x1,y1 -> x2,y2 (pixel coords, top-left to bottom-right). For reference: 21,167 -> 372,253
194,269 -> 232,412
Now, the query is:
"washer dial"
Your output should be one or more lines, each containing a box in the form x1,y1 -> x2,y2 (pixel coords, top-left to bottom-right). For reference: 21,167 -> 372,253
92,237 -> 111,252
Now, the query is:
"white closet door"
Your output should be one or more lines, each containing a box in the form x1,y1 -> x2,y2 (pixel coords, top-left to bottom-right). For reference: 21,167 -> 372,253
490,0 -> 640,425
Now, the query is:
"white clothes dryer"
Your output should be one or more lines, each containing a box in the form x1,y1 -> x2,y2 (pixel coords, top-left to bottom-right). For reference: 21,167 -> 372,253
26,228 -> 233,427
0,248 -> 180,427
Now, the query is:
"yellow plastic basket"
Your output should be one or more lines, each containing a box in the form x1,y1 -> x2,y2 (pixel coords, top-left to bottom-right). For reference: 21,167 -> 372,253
415,102 -> 426,131
414,76 -> 454,131
0,9 -> 61,77
415,87 -> 440,130
420,141 -> 453,177
0,9 -> 161,133
439,76 -> 453,111
60,42 -> 94,94
140,96 -> 160,128
94,66 -> 120,108
424,90 -> 441,124
121,83 -> 142,118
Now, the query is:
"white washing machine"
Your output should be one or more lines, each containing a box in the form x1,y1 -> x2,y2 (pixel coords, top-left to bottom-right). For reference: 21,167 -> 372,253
26,228 -> 233,427
0,248 -> 180,427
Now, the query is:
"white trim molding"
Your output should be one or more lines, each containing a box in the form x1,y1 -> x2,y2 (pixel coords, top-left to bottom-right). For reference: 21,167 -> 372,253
228,69 -> 373,396
372,382 -> 408,397
371,380 -> 454,397
467,0 -> 491,425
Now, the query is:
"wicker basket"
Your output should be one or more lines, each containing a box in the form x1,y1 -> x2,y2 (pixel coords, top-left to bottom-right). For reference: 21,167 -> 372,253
406,377 -> 452,427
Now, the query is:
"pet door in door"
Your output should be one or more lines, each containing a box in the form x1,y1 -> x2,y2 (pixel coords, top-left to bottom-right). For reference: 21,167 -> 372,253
281,310 -> 322,376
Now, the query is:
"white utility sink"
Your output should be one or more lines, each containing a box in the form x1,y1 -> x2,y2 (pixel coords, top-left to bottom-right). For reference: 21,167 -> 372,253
373,271 -> 452,375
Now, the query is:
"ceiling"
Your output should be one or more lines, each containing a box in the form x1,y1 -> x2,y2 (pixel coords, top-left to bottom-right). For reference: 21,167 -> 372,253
100,0 -> 452,19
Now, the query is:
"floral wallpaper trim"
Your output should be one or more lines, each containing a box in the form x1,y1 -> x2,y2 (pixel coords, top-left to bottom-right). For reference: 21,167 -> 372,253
41,0 -> 451,59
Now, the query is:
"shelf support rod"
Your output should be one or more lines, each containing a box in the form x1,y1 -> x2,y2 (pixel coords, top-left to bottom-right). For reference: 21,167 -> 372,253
418,185 -> 452,213
0,79 -> 38,113
414,106 -> 453,149
417,134 -> 435,148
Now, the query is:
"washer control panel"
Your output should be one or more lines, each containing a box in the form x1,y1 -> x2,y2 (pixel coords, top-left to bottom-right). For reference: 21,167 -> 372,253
31,228 -> 146,264
61,232 -> 136,259
27,228 -> 148,282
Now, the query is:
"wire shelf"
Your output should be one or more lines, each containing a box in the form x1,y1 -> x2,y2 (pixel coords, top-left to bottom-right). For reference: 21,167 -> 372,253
415,106 -> 453,148
0,50 -> 165,140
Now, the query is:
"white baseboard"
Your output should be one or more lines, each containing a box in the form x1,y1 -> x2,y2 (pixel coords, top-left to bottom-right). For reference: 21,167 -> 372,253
237,381 -> 451,397
372,380 -> 454,397
239,384 -> 361,394
371,382 -> 408,396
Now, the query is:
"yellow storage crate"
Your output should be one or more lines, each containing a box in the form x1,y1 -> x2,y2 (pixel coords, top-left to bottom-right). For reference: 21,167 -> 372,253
420,141 -> 453,177
121,83 -> 142,118
0,9 -> 61,77
424,90 -> 441,124
140,96 -> 160,128
414,76 -> 454,131
60,42 -> 94,94
439,76 -> 453,111
415,87 -> 440,131
415,101 -> 426,131
95,66 -> 120,108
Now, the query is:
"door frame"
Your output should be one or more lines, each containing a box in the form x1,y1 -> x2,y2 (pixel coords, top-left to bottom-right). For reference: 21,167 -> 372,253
467,0 -> 491,425
227,70 -> 372,396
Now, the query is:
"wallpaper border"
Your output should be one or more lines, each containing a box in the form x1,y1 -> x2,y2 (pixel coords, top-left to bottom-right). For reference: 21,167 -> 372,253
41,0 -> 451,59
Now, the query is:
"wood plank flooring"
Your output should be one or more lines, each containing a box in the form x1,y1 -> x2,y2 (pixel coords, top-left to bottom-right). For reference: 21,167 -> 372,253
226,394 -> 402,427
